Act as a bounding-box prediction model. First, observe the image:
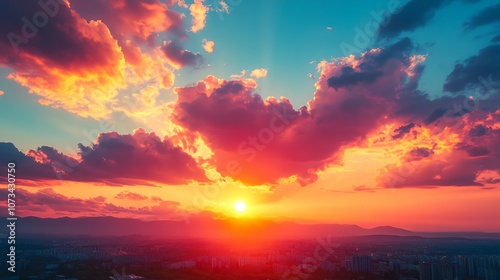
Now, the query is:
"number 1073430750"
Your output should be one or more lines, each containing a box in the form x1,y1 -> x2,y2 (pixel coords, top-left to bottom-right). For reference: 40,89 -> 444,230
7,162 -> 16,216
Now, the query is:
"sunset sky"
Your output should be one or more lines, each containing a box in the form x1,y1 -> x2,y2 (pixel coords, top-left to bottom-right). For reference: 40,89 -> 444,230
0,0 -> 499,232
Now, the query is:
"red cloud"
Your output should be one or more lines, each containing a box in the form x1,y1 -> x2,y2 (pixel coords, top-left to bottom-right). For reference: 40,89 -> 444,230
172,41 -> 421,186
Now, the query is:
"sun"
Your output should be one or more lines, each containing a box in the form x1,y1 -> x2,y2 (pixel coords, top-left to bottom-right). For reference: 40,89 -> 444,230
234,201 -> 247,213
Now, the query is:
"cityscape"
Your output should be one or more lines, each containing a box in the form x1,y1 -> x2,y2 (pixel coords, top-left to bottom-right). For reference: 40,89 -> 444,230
1,233 -> 500,279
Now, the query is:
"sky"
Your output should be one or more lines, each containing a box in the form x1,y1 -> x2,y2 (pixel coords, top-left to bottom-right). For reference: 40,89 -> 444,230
0,0 -> 499,232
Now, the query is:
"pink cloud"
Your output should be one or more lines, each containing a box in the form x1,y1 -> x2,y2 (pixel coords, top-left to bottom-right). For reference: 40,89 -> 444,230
172,39 -> 500,187
70,0 -> 184,41
171,40 -> 426,186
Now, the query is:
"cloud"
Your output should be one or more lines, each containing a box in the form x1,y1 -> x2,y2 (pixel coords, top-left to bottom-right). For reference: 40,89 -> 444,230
0,0 -> 189,119
230,70 -> 246,79
0,129 -> 208,185
392,123 -> 416,139
377,0 -> 452,40
326,26 -> 333,30
327,66 -> 383,89
0,0 -> 126,118
443,44 -> 500,94
190,0 -> 208,33
115,191 -> 148,201
0,188 -> 184,220
353,185 -> 378,192
250,68 -> 268,79
172,39 -> 436,186
217,0 -> 230,14
169,38 -> 500,188
377,107 -> 500,188
469,124 -> 488,136
163,40 -> 204,69
202,39 -> 215,53
69,0 -> 184,41
0,142 -> 58,181
464,3 -> 500,30
407,147 -> 434,161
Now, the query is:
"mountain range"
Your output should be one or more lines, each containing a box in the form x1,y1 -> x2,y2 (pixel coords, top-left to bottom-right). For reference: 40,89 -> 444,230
6,216 -> 500,240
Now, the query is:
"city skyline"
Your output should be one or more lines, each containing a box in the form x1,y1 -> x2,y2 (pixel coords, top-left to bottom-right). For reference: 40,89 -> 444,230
1,0 -> 500,233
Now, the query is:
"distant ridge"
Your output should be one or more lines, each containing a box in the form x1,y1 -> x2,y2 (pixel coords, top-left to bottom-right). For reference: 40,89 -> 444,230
7,216 -> 500,240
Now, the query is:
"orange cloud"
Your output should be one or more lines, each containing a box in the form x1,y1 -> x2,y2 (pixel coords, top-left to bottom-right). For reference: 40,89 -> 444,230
121,43 -> 176,89
190,0 -> 208,33
0,0 -> 204,120
115,191 -> 148,201
0,2 -> 126,118
202,39 -> 215,53
250,68 -> 268,79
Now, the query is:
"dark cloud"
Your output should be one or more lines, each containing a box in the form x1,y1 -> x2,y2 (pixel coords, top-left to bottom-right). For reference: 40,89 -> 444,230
0,142 -> 56,181
163,40 -> 204,68
424,107 -> 447,124
456,144 -> 491,157
464,3 -> 500,29
443,44 -> 500,94
469,124 -> 488,137
0,129 -> 208,185
333,38 -> 414,89
377,0 -> 452,40
392,123 -> 415,139
327,67 -> 383,89
409,147 -> 434,160
67,129 -> 208,184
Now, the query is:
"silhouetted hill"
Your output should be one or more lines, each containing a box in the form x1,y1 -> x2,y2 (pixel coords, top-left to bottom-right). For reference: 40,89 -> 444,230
8,216 -> 500,240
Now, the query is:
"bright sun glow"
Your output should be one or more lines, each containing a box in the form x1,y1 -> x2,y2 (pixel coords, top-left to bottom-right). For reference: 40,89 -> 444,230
234,201 -> 246,212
